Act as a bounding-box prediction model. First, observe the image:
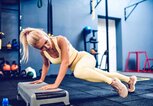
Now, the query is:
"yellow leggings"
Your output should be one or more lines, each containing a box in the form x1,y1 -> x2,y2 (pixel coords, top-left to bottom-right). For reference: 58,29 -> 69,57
73,51 -> 130,84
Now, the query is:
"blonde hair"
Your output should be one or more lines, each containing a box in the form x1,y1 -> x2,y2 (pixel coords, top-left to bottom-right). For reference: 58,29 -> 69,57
20,27 -> 48,63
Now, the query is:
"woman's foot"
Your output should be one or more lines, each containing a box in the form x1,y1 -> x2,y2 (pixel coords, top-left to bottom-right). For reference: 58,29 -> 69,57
128,76 -> 137,92
111,78 -> 128,98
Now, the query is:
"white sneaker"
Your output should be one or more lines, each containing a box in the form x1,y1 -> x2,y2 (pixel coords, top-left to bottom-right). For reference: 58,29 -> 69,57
111,78 -> 128,98
128,76 -> 137,92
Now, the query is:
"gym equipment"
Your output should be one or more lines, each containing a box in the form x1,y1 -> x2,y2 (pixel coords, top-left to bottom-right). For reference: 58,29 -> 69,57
6,41 -> 12,49
99,50 -> 108,71
20,70 -> 27,78
26,72 -> 34,79
0,32 -> 4,37
0,58 -> 4,69
89,36 -> 97,42
83,26 -> 92,35
3,61 -> 11,71
3,70 -> 11,78
11,39 -> 19,49
90,48 -> 97,55
83,28 -> 98,67
37,0 -> 43,8
25,67 -> 36,79
17,82 -> 70,106
0,32 -> 5,50
10,70 -> 19,78
10,61 -> 19,78
11,61 -> 18,71
0,39 -> 1,50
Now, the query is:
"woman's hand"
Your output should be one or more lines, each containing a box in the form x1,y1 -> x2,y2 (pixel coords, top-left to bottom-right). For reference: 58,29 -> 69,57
39,84 -> 58,90
30,79 -> 43,84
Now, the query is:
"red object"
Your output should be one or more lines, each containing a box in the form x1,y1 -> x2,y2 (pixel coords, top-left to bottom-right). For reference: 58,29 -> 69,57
11,64 -> 18,71
144,58 -> 153,72
125,51 -> 149,72
3,63 -> 11,71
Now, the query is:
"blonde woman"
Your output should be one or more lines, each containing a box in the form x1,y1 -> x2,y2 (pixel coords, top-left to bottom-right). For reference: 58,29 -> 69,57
20,27 -> 137,98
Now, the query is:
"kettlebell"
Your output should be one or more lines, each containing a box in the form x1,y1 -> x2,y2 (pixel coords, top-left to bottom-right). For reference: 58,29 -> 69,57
6,41 -> 12,49
90,48 -> 97,55
3,61 -> 11,71
11,61 -> 18,71
12,39 -> 18,49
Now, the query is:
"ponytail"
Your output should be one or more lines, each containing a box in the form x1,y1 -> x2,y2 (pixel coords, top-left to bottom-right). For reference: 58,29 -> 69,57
20,27 -> 48,63
20,29 -> 30,63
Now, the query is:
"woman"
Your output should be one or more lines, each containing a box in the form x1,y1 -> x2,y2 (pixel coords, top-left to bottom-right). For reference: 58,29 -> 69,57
20,27 -> 137,98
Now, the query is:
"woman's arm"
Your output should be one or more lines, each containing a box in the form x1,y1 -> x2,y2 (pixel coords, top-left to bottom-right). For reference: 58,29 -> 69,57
31,51 -> 50,84
54,36 -> 69,86
40,51 -> 50,81
39,36 -> 69,90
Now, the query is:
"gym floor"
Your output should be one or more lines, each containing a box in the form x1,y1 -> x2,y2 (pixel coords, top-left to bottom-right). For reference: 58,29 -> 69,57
0,74 -> 153,106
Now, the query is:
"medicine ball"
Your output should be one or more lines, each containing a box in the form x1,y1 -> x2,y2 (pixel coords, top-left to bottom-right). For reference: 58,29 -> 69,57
83,26 -> 92,35
27,71 -> 34,78
25,67 -> 36,79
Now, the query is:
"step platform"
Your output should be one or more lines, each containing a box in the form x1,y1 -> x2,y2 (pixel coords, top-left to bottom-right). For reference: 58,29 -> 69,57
17,82 -> 70,106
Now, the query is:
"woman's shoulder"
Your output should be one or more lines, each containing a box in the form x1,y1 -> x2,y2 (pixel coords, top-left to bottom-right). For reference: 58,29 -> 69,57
50,35 -> 65,40
56,35 -> 68,42
56,35 -> 66,39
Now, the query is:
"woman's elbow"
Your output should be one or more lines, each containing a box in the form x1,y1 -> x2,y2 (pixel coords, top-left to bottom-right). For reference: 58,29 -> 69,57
43,61 -> 50,67
62,60 -> 69,67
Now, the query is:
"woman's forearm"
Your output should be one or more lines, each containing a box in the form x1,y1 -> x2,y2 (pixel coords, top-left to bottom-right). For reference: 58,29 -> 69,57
40,64 -> 50,81
54,61 -> 69,86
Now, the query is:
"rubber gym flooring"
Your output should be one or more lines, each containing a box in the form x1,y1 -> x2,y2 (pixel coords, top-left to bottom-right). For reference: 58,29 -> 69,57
0,75 -> 153,106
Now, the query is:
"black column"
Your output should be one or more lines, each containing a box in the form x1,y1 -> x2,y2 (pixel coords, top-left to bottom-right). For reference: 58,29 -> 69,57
47,0 -> 53,35
105,0 -> 109,72
18,0 -> 21,72
0,0 -> 1,32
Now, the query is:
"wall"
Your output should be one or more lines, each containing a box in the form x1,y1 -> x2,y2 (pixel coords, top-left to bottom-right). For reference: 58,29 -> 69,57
123,0 -> 153,70
19,0 -> 153,75
20,0 -> 97,75
96,0 -> 153,71
1,0 -> 153,75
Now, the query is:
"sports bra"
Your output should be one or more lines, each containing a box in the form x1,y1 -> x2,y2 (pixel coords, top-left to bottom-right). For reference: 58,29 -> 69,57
43,36 -> 78,65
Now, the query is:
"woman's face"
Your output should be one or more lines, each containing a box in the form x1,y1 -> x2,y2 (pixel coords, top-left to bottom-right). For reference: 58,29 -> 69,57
33,35 -> 52,51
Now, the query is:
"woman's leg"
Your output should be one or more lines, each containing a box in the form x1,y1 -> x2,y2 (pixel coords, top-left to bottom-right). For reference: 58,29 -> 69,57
73,53 -> 128,97
73,54 -> 112,84
94,68 -> 137,92
94,68 -> 130,83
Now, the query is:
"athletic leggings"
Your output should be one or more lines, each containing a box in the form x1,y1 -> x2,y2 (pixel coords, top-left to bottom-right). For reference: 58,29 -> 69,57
72,51 -> 130,84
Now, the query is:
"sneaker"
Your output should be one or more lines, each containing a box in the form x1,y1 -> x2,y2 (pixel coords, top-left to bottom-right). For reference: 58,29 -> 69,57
111,78 -> 128,98
128,76 -> 137,92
